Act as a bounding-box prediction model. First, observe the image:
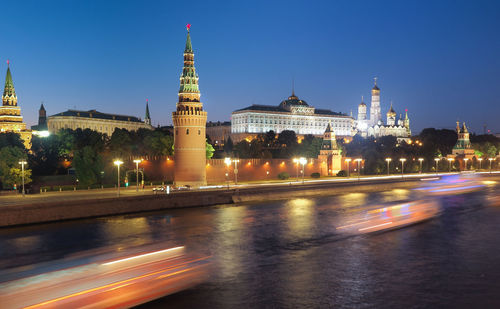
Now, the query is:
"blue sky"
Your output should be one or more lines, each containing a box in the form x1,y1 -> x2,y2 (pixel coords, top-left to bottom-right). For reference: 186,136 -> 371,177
2,0 -> 500,134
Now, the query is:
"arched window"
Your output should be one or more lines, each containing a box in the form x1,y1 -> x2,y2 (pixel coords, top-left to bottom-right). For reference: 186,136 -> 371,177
198,129 -> 201,135
186,129 -> 189,135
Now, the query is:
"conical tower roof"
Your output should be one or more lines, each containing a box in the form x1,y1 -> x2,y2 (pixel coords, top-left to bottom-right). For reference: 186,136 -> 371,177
145,99 -> 151,120
185,24 -> 193,53
325,122 -> 332,133
3,63 -> 16,98
40,103 -> 45,111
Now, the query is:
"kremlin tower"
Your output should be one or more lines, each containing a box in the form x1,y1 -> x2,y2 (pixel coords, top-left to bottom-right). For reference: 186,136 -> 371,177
172,25 -> 208,188
0,61 -> 31,148
369,77 -> 382,125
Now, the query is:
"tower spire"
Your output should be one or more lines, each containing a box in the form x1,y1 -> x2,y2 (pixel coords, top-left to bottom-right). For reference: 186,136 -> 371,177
145,99 -> 151,125
3,60 -> 17,106
292,78 -> 295,96
185,24 -> 193,53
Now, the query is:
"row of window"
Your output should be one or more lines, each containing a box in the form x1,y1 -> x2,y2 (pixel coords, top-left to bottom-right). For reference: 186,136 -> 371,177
176,129 -> 202,135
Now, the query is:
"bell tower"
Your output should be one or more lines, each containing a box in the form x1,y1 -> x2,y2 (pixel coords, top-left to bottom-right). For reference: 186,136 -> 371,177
172,25 -> 208,187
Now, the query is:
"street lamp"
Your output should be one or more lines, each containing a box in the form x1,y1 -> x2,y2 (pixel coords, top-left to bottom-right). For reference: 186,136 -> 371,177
418,158 -> 424,174
478,158 -> 483,170
133,159 -> 142,192
345,158 -> 352,177
400,158 -> 406,178
434,158 -> 440,175
447,158 -> 454,172
299,157 -> 307,184
293,158 -> 300,181
463,158 -> 469,171
18,160 -> 27,197
114,160 -> 123,197
385,158 -> 392,176
355,158 -> 362,180
489,158 -> 494,174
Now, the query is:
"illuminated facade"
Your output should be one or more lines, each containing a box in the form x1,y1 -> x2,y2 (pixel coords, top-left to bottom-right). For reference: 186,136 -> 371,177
0,62 -> 32,148
318,123 -> 342,175
47,107 -> 153,135
356,78 -> 411,141
452,122 -> 475,157
231,91 -> 354,138
172,25 -> 208,187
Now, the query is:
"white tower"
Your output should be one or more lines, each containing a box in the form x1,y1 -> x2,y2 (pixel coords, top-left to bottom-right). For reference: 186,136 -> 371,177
370,77 -> 382,125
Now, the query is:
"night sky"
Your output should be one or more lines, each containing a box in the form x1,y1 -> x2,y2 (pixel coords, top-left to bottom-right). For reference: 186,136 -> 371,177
2,0 -> 500,134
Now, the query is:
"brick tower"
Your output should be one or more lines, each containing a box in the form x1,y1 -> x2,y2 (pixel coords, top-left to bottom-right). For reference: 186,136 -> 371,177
172,25 -> 207,187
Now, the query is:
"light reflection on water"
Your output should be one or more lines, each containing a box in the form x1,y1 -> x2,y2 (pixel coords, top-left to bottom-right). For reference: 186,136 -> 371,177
1,187 -> 500,308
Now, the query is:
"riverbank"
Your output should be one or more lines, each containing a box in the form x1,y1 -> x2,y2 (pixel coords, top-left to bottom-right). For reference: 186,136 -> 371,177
0,177 -> 433,228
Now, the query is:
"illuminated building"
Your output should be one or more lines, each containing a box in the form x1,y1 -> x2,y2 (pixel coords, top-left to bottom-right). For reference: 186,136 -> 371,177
0,61 -> 32,148
172,24 -> 208,187
356,78 -> 411,141
206,121 -> 231,146
452,122 -> 475,157
231,90 -> 355,141
318,123 -> 342,175
47,104 -> 153,136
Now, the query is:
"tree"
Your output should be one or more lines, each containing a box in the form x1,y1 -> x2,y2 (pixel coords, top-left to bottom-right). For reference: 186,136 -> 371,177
206,140 -> 215,159
0,146 -> 31,189
109,128 -> 132,158
73,146 -> 104,186
0,132 -> 25,149
143,131 -> 174,156
223,136 -> 233,154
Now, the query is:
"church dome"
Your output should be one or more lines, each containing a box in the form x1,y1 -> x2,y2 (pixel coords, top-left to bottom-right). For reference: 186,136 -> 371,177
280,92 -> 309,108
387,104 -> 396,116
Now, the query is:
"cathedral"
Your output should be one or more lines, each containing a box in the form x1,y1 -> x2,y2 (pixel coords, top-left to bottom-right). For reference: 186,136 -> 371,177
356,78 -> 411,141
0,61 -> 31,149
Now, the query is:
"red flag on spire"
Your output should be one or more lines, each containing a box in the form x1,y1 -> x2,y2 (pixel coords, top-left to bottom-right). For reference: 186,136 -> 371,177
6,59 -> 9,66
186,24 -> 191,31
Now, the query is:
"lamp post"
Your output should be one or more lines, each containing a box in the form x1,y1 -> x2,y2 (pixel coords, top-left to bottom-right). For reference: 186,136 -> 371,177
463,158 -> 469,171
418,158 -> 424,174
299,157 -> 307,184
224,157 -> 231,187
114,160 -> 123,197
345,158 -> 352,177
385,158 -> 392,176
400,158 -> 406,178
18,160 -> 27,197
355,158 -> 362,180
133,159 -> 142,192
434,158 -> 440,176
293,158 -> 300,181
478,158 -> 483,171
233,159 -> 240,185
447,158 -> 454,173
489,158 -> 494,174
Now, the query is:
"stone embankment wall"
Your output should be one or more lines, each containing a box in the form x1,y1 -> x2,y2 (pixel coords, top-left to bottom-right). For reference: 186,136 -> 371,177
1,179 -> 418,228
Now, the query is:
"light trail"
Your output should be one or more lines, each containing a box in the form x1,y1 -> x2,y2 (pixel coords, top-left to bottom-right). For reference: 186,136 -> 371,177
102,246 -> 184,266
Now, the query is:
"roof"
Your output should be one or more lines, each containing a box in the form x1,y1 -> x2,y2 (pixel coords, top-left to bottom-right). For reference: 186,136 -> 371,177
185,30 -> 193,53
49,109 -> 143,123
3,66 -> 16,98
280,94 -> 309,107
233,104 -> 348,116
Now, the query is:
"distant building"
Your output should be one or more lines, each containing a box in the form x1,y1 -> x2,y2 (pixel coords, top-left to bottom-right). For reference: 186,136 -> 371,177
206,121 -> 231,146
0,62 -> 31,148
318,123 -> 342,175
31,103 -> 50,137
355,78 -> 411,141
47,104 -> 153,135
231,90 -> 355,142
452,122 -> 475,158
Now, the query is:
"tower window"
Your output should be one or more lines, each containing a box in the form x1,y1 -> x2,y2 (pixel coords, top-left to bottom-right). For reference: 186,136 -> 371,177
186,129 -> 189,135
198,129 -> 201,135
176,130 -> 178,135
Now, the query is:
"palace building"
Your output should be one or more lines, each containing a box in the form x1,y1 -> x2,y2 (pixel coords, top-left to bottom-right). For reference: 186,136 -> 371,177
231,90 -> 355,141
0,62 -> 32,149
356,78 -> 411,141
46,101 -> 153,135
172,24 -> 208,188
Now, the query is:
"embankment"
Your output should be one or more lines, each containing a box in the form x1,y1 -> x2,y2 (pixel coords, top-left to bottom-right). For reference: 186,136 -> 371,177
0,178 -> 434,227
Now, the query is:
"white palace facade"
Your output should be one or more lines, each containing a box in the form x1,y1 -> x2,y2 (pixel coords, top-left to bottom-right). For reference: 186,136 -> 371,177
231,91 -> 355,139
